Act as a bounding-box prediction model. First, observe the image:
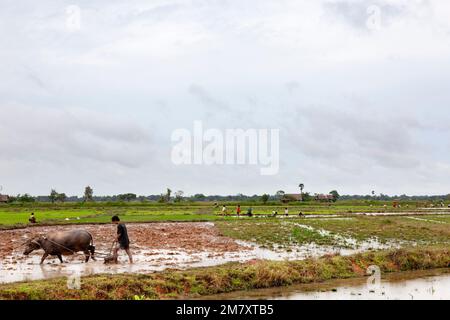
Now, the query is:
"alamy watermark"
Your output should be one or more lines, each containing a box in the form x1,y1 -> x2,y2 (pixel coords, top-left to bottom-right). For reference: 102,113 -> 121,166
366,265 -> 382,292
67,271 -> 81,290
66,5 -> 81,32
366,5 -> 381,31
171,121 -> 280,175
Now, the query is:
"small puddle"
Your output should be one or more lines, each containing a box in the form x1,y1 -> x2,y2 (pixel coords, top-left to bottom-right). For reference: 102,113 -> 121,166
203,269 -> 450,300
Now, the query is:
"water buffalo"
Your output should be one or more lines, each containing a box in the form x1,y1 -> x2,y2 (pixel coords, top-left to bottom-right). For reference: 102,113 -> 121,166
23,230 -> 96,264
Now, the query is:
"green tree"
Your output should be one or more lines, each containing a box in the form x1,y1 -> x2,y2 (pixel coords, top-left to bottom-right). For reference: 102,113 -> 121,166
166,188 -> 172,202
275,190 -> 285,200
18,194 -> 35,203
302,192 -> 312,202
330,190 -> 340,202
49,189 -> 58,204
84,186 -> 93,202
261,194 -> 270,204
118,193 -> 137,202
193,194 -> 206,201
158,194 -> 166,203
56,193 -> 67,203
174,190 -> 184,203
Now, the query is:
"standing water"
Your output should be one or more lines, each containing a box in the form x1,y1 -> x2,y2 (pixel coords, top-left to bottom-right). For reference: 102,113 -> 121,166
203,269 -> 450,300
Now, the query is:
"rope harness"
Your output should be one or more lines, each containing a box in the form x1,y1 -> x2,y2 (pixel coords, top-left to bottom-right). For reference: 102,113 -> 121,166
43,238 -> 114,258
43,238 -> 78,255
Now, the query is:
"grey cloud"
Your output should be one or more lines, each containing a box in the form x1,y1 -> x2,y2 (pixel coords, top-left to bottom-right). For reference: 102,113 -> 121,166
286,105 -> 424,170
188,84 -> 231,112
0,105 -> 154,169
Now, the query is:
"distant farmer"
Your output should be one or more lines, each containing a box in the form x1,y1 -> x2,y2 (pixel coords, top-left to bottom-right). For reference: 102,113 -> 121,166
29,213 -> 36,224
247,207 -> 253,217
284,207 -> 289,216
222,205 -> 227,215
112,216 -> 133,264
236,205 -> 241,216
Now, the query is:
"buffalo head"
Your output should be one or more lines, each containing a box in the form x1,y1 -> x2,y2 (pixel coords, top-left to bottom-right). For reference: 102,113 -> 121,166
23,238 -> 42,256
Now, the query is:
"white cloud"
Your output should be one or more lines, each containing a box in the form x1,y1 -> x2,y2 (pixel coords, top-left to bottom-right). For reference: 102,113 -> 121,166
0,0 -> 449,195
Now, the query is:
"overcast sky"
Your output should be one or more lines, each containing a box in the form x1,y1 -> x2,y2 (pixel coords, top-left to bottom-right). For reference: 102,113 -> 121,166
1,0 -> 450,196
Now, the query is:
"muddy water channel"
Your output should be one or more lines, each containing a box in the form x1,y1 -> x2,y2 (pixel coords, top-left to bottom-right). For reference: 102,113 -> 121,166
205,269 -> 450,300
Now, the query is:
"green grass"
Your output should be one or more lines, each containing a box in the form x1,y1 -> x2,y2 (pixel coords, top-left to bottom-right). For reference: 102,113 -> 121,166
215,215 -> 450,248
1,200 -> 446,228
0,246 -> 447,300
216,220 -> 336,249
297,216 -> 450,244
0,210 -> 98,225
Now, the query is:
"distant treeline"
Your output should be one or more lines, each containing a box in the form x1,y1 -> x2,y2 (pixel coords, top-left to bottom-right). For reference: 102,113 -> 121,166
31,194 -> 266,203
6,193 -> 450,203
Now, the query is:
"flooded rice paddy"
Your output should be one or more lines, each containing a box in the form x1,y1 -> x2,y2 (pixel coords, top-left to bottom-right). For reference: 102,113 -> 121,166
1,213 -> 448,285
0,220 -> 406,284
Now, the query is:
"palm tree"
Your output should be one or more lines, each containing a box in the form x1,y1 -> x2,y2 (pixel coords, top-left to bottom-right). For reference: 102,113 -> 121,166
299,184 -> 305,201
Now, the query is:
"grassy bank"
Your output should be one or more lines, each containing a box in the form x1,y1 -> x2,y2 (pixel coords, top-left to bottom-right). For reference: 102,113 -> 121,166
0,246 -> 448,300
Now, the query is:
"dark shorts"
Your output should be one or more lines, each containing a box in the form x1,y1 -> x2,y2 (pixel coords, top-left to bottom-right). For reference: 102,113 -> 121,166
116,242 -> 130,250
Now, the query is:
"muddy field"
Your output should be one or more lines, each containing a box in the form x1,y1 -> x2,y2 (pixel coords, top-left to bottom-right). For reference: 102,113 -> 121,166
1,222 -> 254,283
1,213 -> 448,285
0,220 -> 406,284
0,222 -> 243,258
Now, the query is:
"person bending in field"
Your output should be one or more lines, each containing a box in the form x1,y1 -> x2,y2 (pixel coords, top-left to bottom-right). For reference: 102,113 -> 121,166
28,212 -> 36,224
112,216 -> 133,264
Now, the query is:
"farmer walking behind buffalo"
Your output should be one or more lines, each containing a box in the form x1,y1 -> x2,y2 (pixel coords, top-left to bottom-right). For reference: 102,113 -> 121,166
112,216 -> 133,264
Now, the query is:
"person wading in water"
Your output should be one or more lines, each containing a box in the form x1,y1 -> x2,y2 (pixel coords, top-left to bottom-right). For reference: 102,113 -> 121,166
112,216 -> 133,264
